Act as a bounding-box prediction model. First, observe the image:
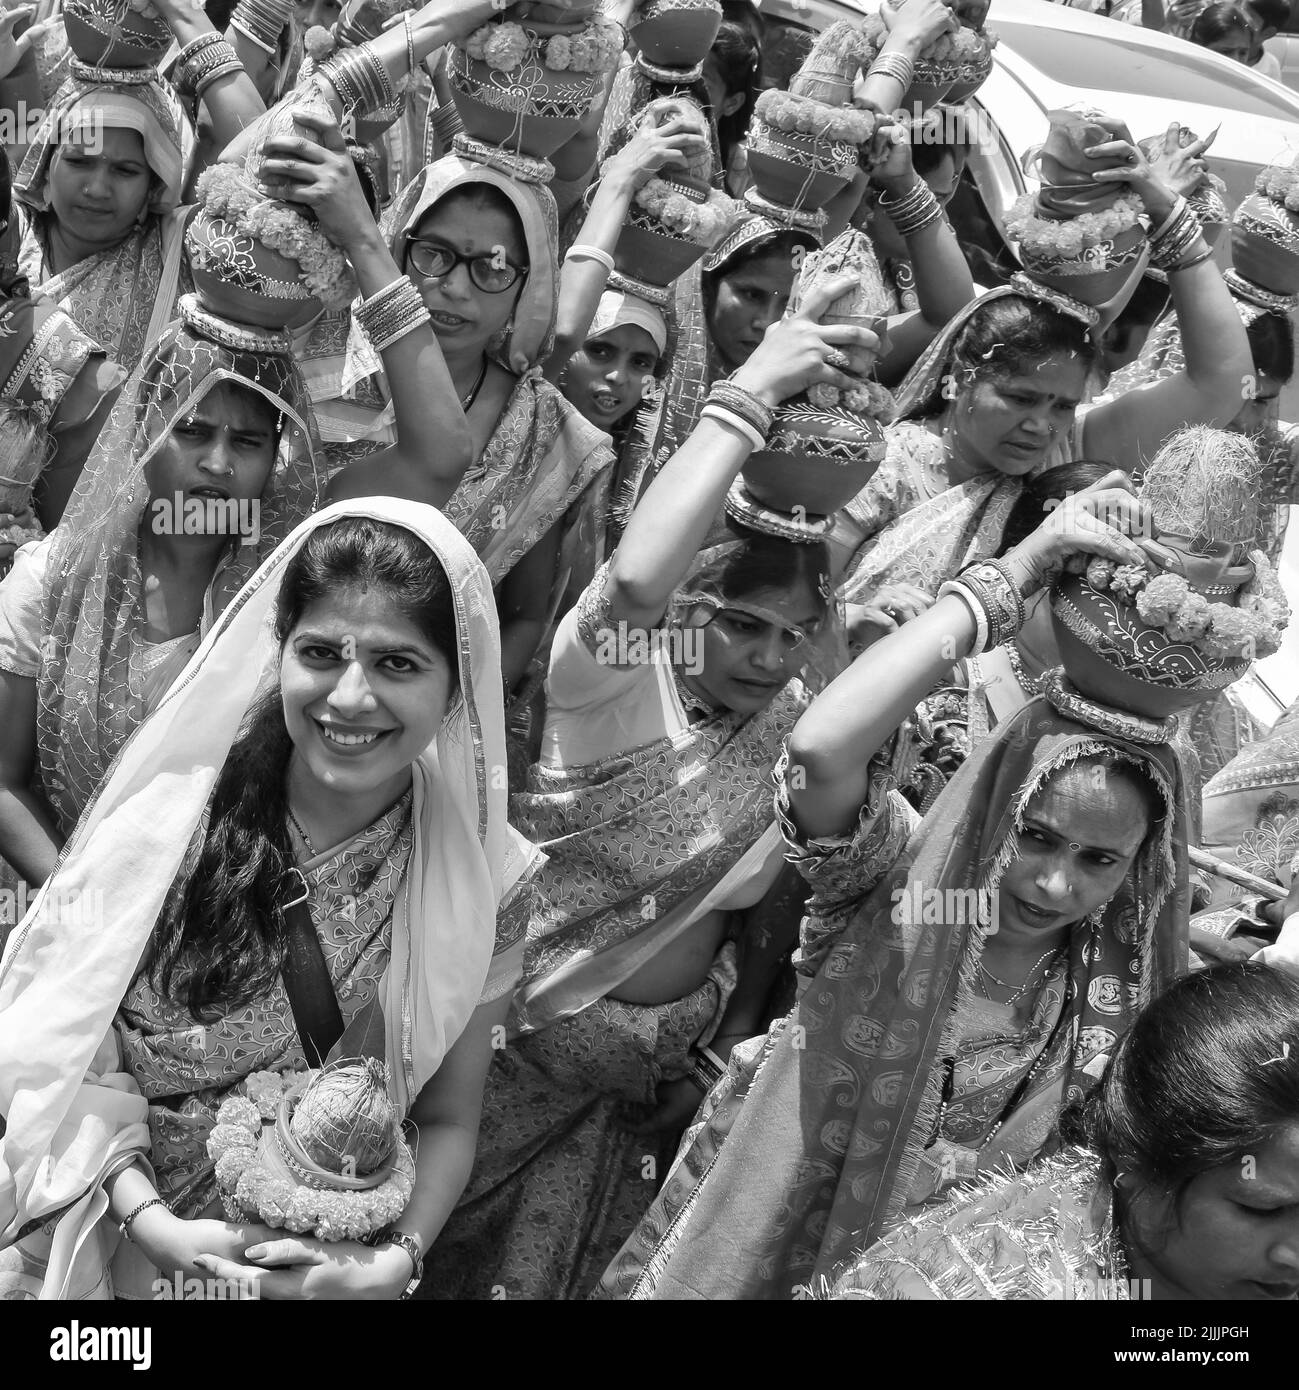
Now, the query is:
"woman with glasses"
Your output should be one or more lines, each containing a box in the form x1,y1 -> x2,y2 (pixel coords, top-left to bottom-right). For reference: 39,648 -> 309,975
378,147 -> 613,694
422,272 -> 873,1301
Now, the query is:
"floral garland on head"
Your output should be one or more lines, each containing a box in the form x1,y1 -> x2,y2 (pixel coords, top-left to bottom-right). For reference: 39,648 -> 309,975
1003,192 -> 1144,257
462,16 -> 625,74
195,163 -> 357,310
1083,551 -> 1290,660
207,1067 -> 416,1241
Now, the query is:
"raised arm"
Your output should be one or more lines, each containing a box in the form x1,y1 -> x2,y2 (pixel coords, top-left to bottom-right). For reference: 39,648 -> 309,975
786,477 -> 1152,839
258,109 -> 472,506
855,0 -> 960,115
543,107 -> 708,384
607,273 -> 877,634
152,0 -> 268,152
1081,125 -> 1252,466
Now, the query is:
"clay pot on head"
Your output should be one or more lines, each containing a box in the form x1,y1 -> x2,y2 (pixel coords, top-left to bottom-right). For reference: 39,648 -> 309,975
1050,573 -> 1250,720
1231,192 -> 1299,296
746,122 -> 857,213
941,46 -> 994,102
63,0 -> 172,67
186,209 -> 324,332
631,0 -> 722,70
742,402 -> 887,517
615,177 -> 712,287
1020,221 -> 1147,309
448,39 -> 601,160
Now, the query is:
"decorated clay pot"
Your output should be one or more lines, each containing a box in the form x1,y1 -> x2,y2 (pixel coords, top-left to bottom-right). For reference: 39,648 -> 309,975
448,37 -> 601,160
616,177 -> 712,287
631,0 -> 722,70
1050,573 -> 1250,719
901,72 -> 957,114
186,208 -> 324,332
742,403 -> 887,517
1019,220 -> 1147,309
746,122 -> 857,213
941,45 -> 995,102
63,0 -> 172,68
1231,192 -> 1299,296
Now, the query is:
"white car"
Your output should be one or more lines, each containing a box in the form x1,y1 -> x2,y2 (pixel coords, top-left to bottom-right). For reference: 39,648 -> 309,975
757,0 -> 1299,710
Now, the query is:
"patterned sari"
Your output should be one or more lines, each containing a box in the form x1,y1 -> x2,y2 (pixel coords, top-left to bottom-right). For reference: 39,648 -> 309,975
598,696 -> 1188,1300
14,66 -> 191,371
425,561 -> 807,1299
0,499 -> 537,1300
825,1148 -> 1131,1300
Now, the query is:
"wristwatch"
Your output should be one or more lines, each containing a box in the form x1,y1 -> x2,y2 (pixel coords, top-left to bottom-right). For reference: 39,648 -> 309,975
367,1227 -> 424,1299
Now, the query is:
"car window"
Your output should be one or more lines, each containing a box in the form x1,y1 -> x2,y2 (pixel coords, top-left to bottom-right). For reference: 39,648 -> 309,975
996,20 -> 1299,118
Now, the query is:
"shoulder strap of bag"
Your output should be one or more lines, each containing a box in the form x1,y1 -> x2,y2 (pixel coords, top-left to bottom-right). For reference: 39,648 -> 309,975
280,875 -> 344,1068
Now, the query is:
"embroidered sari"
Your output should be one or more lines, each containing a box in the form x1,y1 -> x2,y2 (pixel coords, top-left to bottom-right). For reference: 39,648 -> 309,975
425,558 -> 808,1299
598,696 -> 1188,1300
0,499 -> 537,1300
825,1148 -> 1132,1300
14,66 -> 192,371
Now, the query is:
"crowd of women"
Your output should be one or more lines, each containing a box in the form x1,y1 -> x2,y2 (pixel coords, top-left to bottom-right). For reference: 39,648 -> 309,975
0,0 -> 1297,1304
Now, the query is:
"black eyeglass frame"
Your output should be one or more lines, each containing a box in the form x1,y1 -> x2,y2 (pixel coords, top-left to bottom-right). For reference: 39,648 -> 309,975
403,237 -> 529,294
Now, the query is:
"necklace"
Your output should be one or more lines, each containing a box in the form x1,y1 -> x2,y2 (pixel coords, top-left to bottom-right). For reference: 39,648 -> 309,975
460,357 -> 489,411
287,805 -> 316,859
974,942 -> 1064,1006
1005,642 -> 1043,696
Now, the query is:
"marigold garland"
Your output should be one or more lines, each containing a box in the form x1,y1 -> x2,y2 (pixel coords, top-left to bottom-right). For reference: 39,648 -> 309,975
1003,192 -> 1144,257
462,16 -> 624,74
753,88 -> 878,146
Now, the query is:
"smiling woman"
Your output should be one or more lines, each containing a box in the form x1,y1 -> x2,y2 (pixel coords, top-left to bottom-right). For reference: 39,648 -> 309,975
0,500 -> 539,1300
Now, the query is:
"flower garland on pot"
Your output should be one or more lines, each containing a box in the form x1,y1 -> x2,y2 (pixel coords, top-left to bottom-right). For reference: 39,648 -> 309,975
196,162 -> 357,309
461,15 -> 624,75
1003,192 -> 1145,259
207,1062 -> 416,1241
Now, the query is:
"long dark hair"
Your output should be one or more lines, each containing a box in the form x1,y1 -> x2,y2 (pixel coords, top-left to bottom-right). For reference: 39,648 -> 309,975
1247,310 -> 1296,386
1063,963 -> 1299,1210
688,517 -> 831,620
908,295 -> 1102,420
145,517 -> 458,1021
709,22 -> 761,166
996,459 -> 1116,556
1190,2 -> 1253,48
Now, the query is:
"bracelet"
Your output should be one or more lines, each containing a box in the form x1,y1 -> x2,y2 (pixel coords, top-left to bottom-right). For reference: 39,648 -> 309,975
563,243 -> 615,273
936,577 -> 990,655
707,379 -> 774,437
1167,242 -> 1215,273
320,42 -> 395,118
364,1227 -> 424,1297
120,1196 -> 170,1242
879,179 -> 943,238
429,101 -> 464,153
1148,196 -> 1205,271
956,559 -> 1026,650
175,31 -> 223,69
355,277 -> 431,352
1148,194 -> 1187,244
866,50 -> 916,90
230,0 -> 292,53
195,56 -> 245,98
701,403 -> 767,452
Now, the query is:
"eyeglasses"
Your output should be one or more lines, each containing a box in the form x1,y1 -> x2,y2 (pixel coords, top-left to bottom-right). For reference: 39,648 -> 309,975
690,603 -> 820,654
404,238 -> 528,294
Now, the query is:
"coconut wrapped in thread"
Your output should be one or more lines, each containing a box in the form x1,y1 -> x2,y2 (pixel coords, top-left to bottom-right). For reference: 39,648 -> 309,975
289,1057 -> 401,1178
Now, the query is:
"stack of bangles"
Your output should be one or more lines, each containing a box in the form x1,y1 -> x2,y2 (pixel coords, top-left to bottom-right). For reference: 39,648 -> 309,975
563,244 -> 615,273
1148,196 -> 1214,273
428,100 -> 465,152
689,1045 -> 727,1095
175,33 -> 244,99
936,559 -> 1026,655
879,178 -> 944,238
229,0 -> 292,57
866,49 -> 916,91
319,43 -> 395,118
701,380 -> 773,451
354,276 -> 430,352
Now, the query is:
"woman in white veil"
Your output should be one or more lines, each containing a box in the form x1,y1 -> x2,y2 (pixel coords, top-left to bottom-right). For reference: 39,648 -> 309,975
0,496 -> 537,1299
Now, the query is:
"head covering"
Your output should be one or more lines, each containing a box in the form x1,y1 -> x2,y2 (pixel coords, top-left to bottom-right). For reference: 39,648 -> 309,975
37,295 -> 326,834
599,690 -> 1189,1300
14,62 -> 187,218
588,287 -> 668,357
384,141 -> 559,375
0,496 -> 539,1295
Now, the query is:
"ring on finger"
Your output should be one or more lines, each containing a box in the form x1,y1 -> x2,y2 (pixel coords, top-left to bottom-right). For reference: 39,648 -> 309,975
824,348 -> 852,372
